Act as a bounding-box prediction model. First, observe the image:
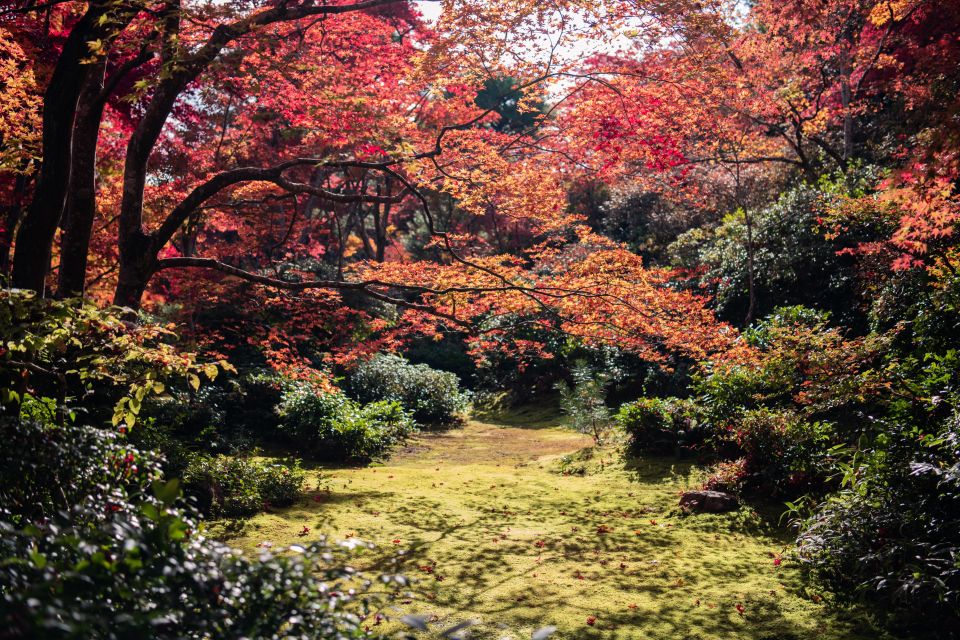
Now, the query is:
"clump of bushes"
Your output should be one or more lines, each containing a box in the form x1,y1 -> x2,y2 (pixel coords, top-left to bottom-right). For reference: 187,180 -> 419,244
731,408 -> 835,496
0,418 -> 392,639
348,353 -> 469,425
0,418 -> 163,525
797,421 -> 960,637
0,290 -> 231,430
615,294 -> 960,634
617,398 -> 842,498
277,384 -> 416,461
234,371 -> 289,434
616,396 -> 711,455
182,454 -> 304,518
620,307 -> 875,497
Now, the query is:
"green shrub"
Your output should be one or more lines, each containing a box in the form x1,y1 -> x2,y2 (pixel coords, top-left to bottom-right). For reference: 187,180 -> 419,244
797,422 -> 960,636
233,371 -> 291,436
277,384 -> 417,461
0,418 -> 396,639
0,290 -> 229,429
556,363 -> 613,445
140,384 -> 253,455
135,372 -> 294,476
0,418 -> 163,526
666,175 -> 873,327
182,454 -> 304,518
732,408 -> 836,496
348,353 -> 469,425
258,460 -> 306,508
691,306 -> 886,427
690,364 -> 773,424
125,416 -> 194,477
617,397 -> 711,455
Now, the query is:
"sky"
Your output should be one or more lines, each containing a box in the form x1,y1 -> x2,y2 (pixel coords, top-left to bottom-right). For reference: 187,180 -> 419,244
415,0 -> 443,24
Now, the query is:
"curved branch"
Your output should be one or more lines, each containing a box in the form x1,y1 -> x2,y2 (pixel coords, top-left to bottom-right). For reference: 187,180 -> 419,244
155,256 -> 470,327
155,159 -> 405,247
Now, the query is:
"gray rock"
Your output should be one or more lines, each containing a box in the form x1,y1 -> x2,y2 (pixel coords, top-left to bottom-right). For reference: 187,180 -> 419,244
679,490 -> 739,513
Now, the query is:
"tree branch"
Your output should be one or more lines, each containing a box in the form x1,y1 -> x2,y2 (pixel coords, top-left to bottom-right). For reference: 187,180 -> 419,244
155,256 -> 471,327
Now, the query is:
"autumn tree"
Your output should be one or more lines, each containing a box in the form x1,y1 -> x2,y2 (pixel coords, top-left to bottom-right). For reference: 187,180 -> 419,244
1,0 -> 751,374
549,0 -> 960,322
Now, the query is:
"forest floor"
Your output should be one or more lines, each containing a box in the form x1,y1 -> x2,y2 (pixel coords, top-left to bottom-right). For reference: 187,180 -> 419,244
224,406 -> 880,640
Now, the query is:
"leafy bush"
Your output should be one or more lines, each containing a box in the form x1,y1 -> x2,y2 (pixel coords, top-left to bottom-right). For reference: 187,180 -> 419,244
732,408 -> 836,496
182,454 -> 304,518
402,334 -> 477,387
234,371 -> 290,434
125,416 -> 194,477
666,174 -> 874,327
0,290 -> 231,429
702,458 -> 748,494
277,384 -> 417,461
135,372 -> 296,476
0,418 -> 397,639
348,354 -> 469,425
134,383 -> 261,482
0,418 -> 162,526
693,306 -> 887,425
797,422 -> 960,636
258,460 -> 306,508
617,396 -> 712,455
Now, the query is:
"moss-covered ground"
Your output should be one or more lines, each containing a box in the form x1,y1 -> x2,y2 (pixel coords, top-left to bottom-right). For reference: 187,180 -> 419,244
224,412 -> 879,639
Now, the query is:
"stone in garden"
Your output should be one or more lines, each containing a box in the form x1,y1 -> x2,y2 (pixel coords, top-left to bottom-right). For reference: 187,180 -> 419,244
679,490 -> 739,513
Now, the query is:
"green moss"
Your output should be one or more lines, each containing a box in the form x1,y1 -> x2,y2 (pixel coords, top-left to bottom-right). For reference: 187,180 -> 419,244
224,418 -> 880,639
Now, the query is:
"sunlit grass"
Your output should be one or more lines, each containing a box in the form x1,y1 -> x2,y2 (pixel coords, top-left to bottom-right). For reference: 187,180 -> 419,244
223,412 -> 879,639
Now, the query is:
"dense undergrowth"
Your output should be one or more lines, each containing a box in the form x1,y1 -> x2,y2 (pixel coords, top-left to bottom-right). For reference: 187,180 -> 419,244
0,292 -> 471,638
614,292 -> 960,634
3,264 -> 960,638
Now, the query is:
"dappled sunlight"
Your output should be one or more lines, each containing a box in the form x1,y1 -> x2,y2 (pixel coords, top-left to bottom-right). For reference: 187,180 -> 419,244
227,419 -> 876,639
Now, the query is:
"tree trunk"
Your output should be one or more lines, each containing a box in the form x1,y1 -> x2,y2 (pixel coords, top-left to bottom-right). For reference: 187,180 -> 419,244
57,59 -> 108,298
744,208 -> 757,325
113,231 -> 156,310
10,7 -> 106,293
0,172 -> 30,278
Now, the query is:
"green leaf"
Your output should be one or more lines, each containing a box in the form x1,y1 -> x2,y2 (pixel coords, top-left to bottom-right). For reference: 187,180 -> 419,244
152,479 -> 180,507
140,503 -> 160,522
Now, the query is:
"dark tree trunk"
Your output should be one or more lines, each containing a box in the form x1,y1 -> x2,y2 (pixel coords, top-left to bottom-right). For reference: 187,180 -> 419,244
374,180 -> 391,262
839,45 -> 854,163
744,208 -> 757,325
57,59 -> 108,298
0,172 -> 30,278
113,231 -> 156,309
10,6 -> 107,293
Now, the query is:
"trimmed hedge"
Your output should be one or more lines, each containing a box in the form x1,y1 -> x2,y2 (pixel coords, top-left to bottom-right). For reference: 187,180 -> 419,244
616,396 -> 711,455
277,384 -> 417,461
348,354 -> 469,425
